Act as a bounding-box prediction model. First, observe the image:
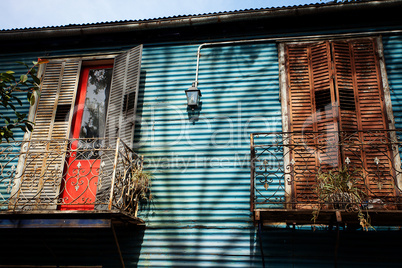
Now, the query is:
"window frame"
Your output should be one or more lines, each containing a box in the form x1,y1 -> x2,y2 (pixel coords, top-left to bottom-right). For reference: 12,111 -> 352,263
9,45 -> 143,211
278,36 -> 402,202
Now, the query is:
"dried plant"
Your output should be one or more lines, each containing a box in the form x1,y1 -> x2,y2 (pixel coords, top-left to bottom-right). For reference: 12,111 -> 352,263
130,166 -> 153,201
120,156 -> 153,215
312,166 -> 373,231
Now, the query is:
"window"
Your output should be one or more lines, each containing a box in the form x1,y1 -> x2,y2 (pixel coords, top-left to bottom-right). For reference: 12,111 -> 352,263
10,45 -> 143,210
280,38 -> 397,206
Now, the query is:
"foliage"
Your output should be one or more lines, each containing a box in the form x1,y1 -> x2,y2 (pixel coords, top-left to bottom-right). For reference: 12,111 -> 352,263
122,157 -> 153,215
0,58 -> 48,143
312,166 -> 373,231
131,166 -> 153,202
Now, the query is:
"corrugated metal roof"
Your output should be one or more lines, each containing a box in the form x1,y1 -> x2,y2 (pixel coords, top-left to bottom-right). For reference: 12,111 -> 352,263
0,0 -> 370,32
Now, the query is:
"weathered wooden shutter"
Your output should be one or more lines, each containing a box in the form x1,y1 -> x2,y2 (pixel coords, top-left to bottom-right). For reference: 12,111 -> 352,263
310,41 -> 339,170
287,44 -> 317,207
104,45 -> 142,149
96,45 -> 143,208
333,39 -> 395,200
287,38 -> 395,207
287,42 -> 339,207
13,59 -> 81,209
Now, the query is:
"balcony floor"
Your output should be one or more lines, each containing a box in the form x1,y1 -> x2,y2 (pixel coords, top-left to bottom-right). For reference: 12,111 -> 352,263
255,209 -> 402,226
0,210 -> 144,228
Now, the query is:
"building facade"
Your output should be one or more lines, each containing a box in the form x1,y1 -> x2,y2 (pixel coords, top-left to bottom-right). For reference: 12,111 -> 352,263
0,1 -> 402,267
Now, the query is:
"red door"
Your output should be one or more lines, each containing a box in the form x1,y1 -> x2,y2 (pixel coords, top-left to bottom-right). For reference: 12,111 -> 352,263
59,65 -> 113,210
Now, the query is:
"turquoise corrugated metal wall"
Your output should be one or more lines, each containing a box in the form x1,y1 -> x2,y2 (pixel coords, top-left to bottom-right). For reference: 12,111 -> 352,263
0,43 -> 281,267
383,35 -> 402,129
134,43 -> 281,267
1,35 -> 402,267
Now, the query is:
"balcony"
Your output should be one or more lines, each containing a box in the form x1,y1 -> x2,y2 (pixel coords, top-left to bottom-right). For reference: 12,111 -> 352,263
0,138 -> 146,228
250,130 -> 402,227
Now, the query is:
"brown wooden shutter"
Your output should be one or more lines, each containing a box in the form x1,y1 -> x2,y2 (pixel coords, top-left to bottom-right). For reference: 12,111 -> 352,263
287,44 -> 312,134
310,41 -> 339,170
332,41 -> 359,132
338,39 -> 395,200
287,38 -> 395,207
286,39 -> 396,207
332,40 -> 362,179
13,59 -> 81,209
96,45 -> 143,208
286,43 -> 319,207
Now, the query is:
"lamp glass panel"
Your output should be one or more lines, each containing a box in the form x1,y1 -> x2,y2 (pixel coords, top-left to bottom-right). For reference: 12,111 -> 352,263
186,91 -> 199,106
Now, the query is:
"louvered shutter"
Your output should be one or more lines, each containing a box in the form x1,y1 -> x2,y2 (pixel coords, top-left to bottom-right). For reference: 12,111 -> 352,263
287,39 -> 395,208
96,45 -> 143,208
333,39 -> 395,200
286,44 -> 314,206
104,45 -> 142,149
310,42 -> 339,170
13,59 -> 81,209
287,42 -> 339,207
286,44 -> 313,206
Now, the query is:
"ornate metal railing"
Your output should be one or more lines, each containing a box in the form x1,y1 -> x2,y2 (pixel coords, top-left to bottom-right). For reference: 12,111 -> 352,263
250,130 -> 402,213
0,138 -> 145,216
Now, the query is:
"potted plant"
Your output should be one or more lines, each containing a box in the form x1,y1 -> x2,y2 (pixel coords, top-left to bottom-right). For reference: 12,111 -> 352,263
312,166 -> 373,231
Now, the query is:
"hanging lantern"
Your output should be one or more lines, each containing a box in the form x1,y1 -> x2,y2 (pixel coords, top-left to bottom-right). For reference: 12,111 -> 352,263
185,82 -> 202,110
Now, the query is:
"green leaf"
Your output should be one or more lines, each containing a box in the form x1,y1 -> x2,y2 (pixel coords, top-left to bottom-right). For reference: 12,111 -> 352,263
30,73 -> 41,85
16,61 -> 29,68
29,93 -> 35,105
15,97 -> 22,106
6,71 -> 15,74
20,74 -> 28,83
26,123 -> 34,132
2,73 -> 15,81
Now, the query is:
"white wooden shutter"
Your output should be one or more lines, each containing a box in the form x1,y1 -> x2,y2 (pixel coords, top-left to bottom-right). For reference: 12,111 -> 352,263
13,59 -> 81,210
105,45 -> 143,149
96,45 -> 143,209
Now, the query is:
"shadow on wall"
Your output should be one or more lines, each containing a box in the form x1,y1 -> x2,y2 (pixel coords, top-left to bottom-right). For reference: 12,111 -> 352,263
133,69 -> 147,150
0,225 -> 145,268
258,226 -> 402,267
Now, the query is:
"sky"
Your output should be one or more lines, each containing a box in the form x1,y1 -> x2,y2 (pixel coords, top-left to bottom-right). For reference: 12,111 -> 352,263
1,0 -> 333,30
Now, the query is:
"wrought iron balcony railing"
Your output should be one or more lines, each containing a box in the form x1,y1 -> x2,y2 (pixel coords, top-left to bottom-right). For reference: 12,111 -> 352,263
0,138 -> 145,218
250,130 -> 402,225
